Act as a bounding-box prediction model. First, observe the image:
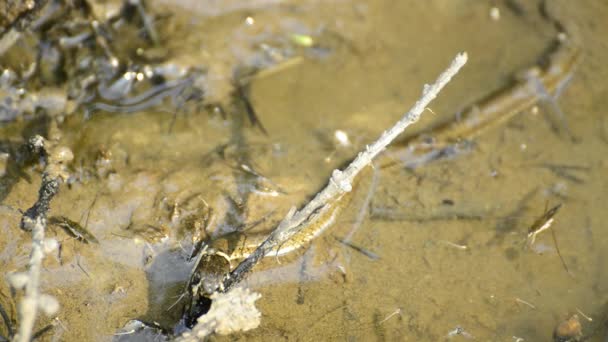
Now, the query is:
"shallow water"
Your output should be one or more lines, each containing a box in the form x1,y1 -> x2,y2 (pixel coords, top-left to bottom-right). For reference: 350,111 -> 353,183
1,0 -> 608,341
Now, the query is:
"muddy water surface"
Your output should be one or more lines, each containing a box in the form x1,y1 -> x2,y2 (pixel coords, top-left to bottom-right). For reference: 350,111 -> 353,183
1,0 -> 608,341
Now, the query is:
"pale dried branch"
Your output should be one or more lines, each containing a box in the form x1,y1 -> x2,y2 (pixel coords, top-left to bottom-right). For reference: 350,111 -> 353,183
13,135 -> 72,342
220,52 -> 468,292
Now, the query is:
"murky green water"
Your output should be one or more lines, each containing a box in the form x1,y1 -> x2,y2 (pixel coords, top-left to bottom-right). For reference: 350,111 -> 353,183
1,0 -> 608,341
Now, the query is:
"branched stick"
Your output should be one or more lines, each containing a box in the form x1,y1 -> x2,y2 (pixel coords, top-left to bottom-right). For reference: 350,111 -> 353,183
220,52 -> 468,292
14,135 -> 71,342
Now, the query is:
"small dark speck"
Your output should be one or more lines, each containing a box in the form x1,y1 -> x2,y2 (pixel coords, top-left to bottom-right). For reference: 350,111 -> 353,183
441,199 -> 454,206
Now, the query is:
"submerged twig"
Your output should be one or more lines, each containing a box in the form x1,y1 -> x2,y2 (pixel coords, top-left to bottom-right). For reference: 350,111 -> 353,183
334,236 -> 379,260
235,81 -> 268,135
219,52 -> 468,293
515,297 -> 536,310
536,163 -> 590,184
550,224 -> 572,277
370,206 -> 488,222
575,308 -> 592,322
14,135 -> 72,342
377,308 -> 401,325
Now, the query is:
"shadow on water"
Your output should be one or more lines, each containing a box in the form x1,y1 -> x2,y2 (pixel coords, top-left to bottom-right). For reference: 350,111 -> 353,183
113,248 -> 190,341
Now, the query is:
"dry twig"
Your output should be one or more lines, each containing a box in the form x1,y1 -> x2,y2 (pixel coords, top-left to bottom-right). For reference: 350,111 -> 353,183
13,135 -> 72,342
220,52 -> 468,293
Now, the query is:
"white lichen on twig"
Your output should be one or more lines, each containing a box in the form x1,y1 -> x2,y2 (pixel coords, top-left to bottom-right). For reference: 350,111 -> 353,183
221,52 -> 468,291
13,215 -> 47,342
13,134 -> 72,342
176,287 -> 261,341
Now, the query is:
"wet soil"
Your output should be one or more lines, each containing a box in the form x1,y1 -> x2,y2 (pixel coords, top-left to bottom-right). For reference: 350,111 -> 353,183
1,0 -> 608,341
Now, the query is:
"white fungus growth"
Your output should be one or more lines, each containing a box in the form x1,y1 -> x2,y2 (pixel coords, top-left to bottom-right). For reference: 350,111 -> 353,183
176,287 -> 262,341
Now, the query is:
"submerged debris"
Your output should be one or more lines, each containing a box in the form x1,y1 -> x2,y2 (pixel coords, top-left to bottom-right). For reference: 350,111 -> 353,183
537,163 -> 590,184
113,320 -> 169,342
0,0 -> 204,123
0,1 -> 594,341
215,53 -> 467,301
446,325 -> 474,339
85,72 -> 203,117
335,236 -> 379,260
380,39 -> 580,169
553,314 -> 582,342
232,73 -> 268,135
527,203 -> 562,246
